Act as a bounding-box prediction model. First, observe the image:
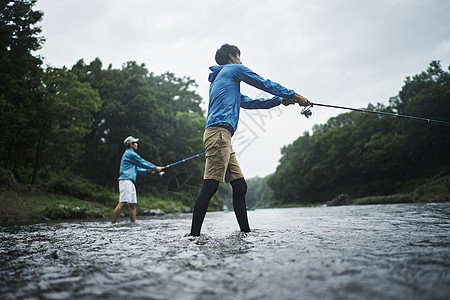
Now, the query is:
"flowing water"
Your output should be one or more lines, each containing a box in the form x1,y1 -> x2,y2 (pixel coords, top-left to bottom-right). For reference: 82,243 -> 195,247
1,202 -> 449,300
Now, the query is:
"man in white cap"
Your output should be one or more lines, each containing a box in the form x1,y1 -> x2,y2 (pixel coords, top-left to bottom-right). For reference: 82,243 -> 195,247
112,136 -> 163,223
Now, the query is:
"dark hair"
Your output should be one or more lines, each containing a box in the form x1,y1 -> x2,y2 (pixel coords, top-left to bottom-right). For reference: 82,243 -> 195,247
215,44 -> 240,65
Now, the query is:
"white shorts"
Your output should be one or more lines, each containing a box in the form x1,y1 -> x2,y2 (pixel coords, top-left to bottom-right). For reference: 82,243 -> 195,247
119,180 -> 137,203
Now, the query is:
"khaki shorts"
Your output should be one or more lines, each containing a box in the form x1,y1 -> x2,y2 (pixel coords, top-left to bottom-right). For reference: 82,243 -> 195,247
203,126 -> 244,183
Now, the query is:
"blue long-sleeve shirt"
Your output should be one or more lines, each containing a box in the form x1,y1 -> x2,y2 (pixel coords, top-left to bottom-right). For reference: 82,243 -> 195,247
118,148 -> 156,183
206,64 -> 295,132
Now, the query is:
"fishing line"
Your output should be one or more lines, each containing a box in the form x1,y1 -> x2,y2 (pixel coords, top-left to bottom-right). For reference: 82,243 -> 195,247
301,102 -> 450,126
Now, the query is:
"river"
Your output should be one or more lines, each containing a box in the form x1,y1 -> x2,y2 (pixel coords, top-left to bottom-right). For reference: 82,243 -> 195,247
1,202 -> 449,300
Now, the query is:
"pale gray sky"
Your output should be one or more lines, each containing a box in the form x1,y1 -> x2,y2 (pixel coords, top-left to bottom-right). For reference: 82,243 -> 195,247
35,0 -> 450,178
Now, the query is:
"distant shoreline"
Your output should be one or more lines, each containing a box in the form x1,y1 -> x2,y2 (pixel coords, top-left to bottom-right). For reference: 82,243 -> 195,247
2,188 -> 448,226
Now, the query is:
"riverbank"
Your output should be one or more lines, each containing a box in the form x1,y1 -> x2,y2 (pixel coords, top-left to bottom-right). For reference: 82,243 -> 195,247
0,167 -> 228,226
0,190 -> 192,226
2,188 -> 448,226
1,173 -> 448,226
274,175 -> 450,208
355,174 -> 450,205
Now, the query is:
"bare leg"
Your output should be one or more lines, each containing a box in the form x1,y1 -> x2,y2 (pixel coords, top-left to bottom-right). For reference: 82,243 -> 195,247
112,202 -> 127,223
129,203 -> 137,223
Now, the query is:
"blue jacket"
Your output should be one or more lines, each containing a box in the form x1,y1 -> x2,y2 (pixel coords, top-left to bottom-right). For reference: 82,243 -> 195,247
206,64 -> 296,132
118,148 -> 156,183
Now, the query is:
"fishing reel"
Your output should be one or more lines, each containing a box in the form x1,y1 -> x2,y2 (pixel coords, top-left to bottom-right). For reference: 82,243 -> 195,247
301,105 -> 313,118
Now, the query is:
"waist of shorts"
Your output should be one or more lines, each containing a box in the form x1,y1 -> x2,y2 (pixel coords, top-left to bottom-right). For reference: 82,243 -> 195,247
208,122 -> 234,136
118,179 -> 135,185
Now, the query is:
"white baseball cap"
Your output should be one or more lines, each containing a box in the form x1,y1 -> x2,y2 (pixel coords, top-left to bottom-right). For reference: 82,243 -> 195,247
123,136 -> 139,146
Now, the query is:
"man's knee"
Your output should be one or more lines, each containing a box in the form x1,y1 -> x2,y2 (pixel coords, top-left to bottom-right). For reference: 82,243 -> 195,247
193,179 -> 219,209
231,177 -> 247,196
201,179 -> 220,197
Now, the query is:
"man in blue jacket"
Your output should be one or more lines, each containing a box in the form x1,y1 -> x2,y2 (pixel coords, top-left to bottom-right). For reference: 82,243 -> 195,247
190,44 -> 310,236
112,136 -> 163,223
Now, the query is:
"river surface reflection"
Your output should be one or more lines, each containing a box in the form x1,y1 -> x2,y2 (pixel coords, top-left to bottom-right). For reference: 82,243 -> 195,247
1,202 -> 449,299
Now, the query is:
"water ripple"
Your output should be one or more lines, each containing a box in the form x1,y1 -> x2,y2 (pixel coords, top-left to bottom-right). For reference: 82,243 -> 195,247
0,202 -> 449,299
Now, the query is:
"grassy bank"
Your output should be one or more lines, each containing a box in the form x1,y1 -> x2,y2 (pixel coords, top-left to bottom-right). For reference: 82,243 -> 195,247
0,190 -> 192,226
1,174 -> 448,226
0,191 -> 105,225
0,167 -> 202,226
355,175 -> 450,205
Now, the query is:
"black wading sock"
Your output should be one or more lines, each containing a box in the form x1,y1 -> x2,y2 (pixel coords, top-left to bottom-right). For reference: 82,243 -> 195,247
190,179 -> 219,236
230,177 -> 251,232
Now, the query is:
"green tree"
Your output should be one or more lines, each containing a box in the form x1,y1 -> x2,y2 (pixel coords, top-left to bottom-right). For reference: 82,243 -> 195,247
390,61 -> 450,175
270,61 -> 449,204
0,0 -> 44,173
245,176 -> 274,208
30,67 -> 101,183
70,59 -> 205,190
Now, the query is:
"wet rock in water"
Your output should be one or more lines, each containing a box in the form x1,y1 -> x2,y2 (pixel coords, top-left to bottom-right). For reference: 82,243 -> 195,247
45,250 -> 59,259
71,207 -> 104,219
327,193 -> 354,206
137,208 -> 166,216
183,207 -> 193,213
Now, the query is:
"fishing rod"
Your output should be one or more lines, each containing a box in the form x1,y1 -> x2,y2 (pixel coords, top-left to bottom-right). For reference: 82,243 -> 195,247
300,102 -> 450,126
162,152 -> 206,170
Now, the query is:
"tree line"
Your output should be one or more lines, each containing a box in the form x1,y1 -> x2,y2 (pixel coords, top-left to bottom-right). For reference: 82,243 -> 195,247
1,1 -> 205,203
264,61 -> 450,205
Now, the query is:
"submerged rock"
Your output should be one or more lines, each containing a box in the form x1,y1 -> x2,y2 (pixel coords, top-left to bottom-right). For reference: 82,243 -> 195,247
137,208 -> 166,216
327,193 -> 354,206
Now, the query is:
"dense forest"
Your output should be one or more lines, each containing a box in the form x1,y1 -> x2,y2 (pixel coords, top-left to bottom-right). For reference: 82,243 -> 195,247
1,0 -> 205,206
1,1 -> 449,212
265,61 -> 450,205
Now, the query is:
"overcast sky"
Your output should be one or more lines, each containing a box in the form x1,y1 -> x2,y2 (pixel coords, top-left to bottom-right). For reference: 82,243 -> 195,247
34,0 -> 450,178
